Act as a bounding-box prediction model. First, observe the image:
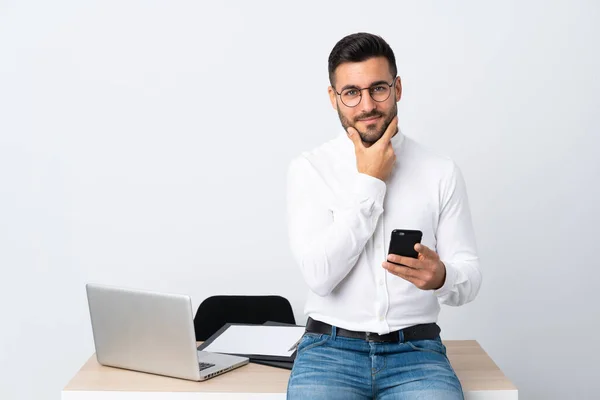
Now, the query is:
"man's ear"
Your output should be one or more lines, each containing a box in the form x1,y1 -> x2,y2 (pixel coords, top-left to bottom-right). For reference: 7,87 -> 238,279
395,76 -> 402,102
328,86 -> 338,110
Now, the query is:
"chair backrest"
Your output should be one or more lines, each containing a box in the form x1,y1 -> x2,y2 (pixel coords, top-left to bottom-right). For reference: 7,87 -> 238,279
193,295 -> 296,341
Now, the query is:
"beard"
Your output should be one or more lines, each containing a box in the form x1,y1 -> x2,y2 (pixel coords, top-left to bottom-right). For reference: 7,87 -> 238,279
337,102 -> 398,145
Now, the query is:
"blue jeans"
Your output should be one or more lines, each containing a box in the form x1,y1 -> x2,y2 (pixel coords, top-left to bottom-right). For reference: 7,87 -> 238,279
287,327 -> 464,400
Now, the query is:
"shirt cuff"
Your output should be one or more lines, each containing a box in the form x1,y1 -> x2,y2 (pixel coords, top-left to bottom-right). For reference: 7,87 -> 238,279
352,173 -> 387,207
434,262 -> 457,298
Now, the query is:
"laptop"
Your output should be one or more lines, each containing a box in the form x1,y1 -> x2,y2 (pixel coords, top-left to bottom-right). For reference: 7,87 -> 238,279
86,283 -> 249,381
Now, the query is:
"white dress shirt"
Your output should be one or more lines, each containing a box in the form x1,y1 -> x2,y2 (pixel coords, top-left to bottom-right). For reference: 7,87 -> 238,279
286,128 -> 482,334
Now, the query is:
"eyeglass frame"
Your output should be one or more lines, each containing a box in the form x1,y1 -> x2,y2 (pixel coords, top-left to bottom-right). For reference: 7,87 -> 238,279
333,77 -> 398,108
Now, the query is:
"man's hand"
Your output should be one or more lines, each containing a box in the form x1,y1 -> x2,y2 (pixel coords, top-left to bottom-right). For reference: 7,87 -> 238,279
382,243 -> 446,290
346,117 -> 398,182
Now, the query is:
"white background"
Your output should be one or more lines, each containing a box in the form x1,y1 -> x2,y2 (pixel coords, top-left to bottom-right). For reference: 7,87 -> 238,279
1,1 -> 599,399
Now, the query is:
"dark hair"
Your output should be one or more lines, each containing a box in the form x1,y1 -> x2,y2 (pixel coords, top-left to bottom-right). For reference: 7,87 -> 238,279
328,32 -> 397,87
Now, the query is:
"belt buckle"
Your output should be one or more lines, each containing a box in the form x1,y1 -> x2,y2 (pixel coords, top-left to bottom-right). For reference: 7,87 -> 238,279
365,332 -> 383,343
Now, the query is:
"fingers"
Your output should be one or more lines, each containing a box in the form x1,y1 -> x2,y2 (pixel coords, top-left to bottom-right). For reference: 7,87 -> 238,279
415,243 -> 438,260
382,261 -> 415,278
386,254 -> 419,268
382,261 -> 430,289
346,126 -> 364,149
386,145 -> 397,163
382,261 -> 424,288
379,116 -> 398,145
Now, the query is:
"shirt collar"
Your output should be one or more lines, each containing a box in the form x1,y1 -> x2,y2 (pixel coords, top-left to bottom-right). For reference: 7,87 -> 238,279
390,127 -> 405,149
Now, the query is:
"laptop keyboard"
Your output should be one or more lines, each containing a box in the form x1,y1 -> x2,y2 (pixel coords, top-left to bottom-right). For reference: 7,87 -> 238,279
199,362 -> 216,371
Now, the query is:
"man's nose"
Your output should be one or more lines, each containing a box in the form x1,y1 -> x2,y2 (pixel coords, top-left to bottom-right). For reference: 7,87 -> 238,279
359,90 -> 377,112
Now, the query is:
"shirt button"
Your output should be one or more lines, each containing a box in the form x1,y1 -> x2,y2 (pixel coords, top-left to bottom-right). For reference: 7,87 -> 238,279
378,279 -> 384,286
379,316 -> 384,321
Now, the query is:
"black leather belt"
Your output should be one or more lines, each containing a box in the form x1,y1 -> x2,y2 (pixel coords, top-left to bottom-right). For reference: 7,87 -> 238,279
306,317 -> 441,343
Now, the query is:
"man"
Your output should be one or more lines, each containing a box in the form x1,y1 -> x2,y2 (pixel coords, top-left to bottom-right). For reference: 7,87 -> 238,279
286,32 -> 482,399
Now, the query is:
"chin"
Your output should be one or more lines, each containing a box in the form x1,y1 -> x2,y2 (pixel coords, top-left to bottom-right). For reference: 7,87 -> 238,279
364,125 -> 384,138
361,131 -> 383,144
360,121 -> 383,133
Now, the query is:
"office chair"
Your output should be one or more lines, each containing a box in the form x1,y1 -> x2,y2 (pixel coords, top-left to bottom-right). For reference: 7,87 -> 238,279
193,295 -> 296,341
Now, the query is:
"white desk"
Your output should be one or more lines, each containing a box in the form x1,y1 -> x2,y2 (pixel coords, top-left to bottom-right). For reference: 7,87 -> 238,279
62,340 -> 517,399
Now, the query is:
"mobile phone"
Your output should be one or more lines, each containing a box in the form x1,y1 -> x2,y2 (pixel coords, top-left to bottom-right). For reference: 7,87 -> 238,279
388,229 -> 423,262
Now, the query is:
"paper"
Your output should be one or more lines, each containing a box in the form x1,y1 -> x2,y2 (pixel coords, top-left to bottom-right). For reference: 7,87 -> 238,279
202,325 -> 306,358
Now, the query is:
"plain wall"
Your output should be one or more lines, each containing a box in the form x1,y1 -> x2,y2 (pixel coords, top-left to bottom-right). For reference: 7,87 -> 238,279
1,1 -> 599,399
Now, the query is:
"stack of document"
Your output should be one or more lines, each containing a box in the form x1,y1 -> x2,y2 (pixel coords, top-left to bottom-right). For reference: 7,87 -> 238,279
197,322 -> 306,369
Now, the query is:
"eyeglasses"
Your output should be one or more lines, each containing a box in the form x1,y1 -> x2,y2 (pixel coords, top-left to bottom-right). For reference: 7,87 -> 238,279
333,78 -> 397,108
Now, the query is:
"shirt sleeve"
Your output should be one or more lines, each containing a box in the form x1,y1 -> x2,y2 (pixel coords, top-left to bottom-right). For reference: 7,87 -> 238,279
286,156 -> 386,297
434,162 -> 482,305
